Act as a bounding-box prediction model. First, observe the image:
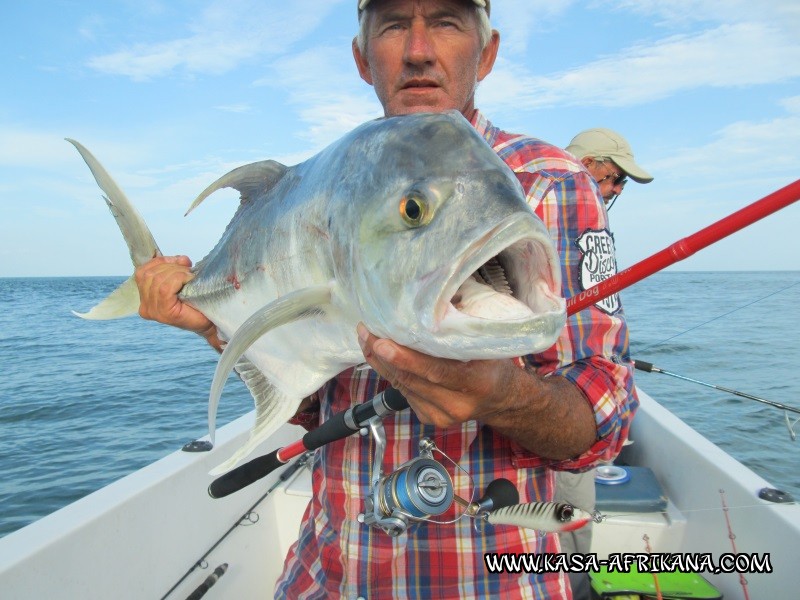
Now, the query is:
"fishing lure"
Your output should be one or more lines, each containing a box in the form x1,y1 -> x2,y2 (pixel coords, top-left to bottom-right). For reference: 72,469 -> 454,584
486,501 -> 593,532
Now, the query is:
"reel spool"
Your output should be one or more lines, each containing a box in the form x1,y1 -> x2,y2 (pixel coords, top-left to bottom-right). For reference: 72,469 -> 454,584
376,457 -> 454,520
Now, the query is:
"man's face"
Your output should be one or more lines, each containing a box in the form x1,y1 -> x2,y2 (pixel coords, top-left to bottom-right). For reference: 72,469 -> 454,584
353,0 -> 499,117
584,158 -> 628,204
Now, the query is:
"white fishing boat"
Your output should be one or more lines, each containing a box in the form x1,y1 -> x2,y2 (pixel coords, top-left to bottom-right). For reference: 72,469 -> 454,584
2,177 -> 797,599
0,384 -> 797,600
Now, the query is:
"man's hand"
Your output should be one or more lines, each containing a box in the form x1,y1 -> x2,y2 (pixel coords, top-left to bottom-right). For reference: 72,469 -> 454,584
356,323 -> 596,460
356,324 -> 517,427
135,255 -> 222,350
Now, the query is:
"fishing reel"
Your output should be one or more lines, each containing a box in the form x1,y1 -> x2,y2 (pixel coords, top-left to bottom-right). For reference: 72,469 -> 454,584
359,436 -> 455,536
357,417 -> 520,537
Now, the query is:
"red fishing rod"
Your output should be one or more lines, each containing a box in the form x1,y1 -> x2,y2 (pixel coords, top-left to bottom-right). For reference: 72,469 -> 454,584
210,179 -> 800,498
567,178 -> 800,315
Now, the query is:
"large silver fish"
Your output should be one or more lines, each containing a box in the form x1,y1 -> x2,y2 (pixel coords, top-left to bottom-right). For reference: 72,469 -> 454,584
70,111 -> 566,474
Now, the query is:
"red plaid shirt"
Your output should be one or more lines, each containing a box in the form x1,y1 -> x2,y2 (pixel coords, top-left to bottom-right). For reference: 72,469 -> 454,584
276,111 -> 638,599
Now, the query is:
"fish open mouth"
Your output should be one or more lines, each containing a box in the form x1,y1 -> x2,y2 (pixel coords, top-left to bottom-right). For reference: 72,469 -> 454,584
450,254 -> 532,319
433,219 -> 563,331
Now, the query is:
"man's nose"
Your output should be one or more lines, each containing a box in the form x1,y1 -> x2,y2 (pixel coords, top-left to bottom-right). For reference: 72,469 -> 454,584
403,21 -> 436,65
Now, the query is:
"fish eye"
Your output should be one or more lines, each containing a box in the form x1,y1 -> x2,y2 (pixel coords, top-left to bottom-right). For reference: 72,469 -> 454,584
399,192 -> 428,227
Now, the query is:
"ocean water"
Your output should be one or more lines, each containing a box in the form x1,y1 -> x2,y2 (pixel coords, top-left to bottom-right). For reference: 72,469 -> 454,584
1,272 -> 798,538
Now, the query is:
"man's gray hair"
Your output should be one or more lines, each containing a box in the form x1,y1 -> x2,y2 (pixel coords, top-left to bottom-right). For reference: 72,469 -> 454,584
356,4 -> 492,54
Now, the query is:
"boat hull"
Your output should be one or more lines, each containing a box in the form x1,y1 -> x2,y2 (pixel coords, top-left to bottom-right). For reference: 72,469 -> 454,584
0,415 -> 308,599
1,390 -> 797,599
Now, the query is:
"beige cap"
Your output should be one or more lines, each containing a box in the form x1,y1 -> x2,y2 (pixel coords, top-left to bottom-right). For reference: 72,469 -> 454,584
358,0 -> 490,15
566,128 -> 653,184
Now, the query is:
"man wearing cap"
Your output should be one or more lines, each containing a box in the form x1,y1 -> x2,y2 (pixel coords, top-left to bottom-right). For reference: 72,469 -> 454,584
566,128 -> 654,210
133,1 -> 638,598
557,129 -> 652,599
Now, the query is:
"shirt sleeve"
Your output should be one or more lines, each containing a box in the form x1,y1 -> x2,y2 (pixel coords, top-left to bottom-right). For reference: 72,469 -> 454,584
508,165 -> 639,472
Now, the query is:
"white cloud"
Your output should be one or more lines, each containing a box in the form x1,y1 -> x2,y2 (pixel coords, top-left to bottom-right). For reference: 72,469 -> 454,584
611,0 -> 800,31
651,100 -> 800,177
480,22 -> 800,111
608,95 -> 800,272
88,34 -> 264,81
261,45 -> 383,149
87,0 -> 347,81
490,0 -> 575,55
78,14 -> 106,41
0,127 -> 159,176
0,130 -> 77,168
780,96 -> 800,114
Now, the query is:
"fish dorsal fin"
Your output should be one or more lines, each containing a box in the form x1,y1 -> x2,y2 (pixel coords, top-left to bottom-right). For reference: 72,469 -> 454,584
185,159 -> 288,216
206,284 -> 332,467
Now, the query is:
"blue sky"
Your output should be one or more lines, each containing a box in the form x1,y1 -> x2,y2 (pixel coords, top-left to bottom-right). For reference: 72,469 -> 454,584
2,0 -> 799,277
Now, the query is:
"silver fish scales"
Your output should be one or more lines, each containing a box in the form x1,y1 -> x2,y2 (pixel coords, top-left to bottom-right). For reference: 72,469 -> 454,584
70,111 -> 567,474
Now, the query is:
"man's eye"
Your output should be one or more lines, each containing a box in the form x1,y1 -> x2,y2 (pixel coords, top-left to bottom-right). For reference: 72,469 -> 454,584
380,23 -> 405,34
434,19 -> 459,29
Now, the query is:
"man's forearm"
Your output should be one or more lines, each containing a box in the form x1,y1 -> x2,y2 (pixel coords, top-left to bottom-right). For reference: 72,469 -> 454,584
484,367 -> 596,460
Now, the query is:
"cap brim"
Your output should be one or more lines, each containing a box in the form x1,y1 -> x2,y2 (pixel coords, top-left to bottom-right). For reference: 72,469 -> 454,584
611,155 -> 653,184
359,0 -> 488,13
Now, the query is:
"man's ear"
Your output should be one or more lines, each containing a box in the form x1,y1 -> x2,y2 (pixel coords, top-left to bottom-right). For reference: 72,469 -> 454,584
352,38 -> 374,85
477,30 -> 500,82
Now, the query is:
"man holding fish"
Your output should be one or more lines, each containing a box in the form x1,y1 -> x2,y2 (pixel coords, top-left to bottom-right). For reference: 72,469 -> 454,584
135,1 -> 637,597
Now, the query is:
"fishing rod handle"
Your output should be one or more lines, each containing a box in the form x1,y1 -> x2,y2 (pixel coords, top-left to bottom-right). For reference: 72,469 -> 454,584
633,360 -> 656,373
208,449 -> 284,499
303,387 -> 409,449
208,388 -> 409,498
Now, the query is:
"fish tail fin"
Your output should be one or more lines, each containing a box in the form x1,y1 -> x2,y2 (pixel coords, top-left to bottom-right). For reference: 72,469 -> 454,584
72,275 -> 140,320
67,138 -> 163,320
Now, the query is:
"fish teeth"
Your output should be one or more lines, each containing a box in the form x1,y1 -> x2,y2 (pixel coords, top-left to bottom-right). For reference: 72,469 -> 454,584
478,257 -> 512,296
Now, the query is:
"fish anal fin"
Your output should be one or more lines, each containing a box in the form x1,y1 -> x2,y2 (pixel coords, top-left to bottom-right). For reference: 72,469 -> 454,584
206,284 -> 332,448
186,160 -> 289,216
208,359 -> 302,476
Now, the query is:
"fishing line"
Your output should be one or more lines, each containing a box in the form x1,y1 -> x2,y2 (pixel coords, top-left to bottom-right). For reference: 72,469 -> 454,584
161,451 -> 313,600
595,500 -> 798,525
636,279 -> 800,354
398,439 -> 476,526
720,489 -> 752,600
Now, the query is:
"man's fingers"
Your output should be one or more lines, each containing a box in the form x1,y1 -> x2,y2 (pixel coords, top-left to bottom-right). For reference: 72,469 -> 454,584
354,322 -> 521,427
134,255 -> 212,334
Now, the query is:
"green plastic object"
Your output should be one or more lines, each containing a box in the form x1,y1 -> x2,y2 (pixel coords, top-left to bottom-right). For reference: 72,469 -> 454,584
589,564 -> 723,599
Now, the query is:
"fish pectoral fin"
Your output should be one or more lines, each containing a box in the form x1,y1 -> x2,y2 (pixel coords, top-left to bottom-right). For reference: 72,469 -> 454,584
185,159 -> 289,216
206,284 -> 332,445
72,275 -> 140,320
208,358 -> 302,475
